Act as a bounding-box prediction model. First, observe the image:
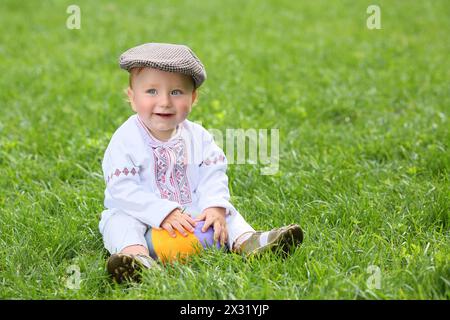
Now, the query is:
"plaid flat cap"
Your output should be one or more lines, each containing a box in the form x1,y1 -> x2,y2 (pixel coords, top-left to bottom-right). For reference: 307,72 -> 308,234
119,43 -> 206,89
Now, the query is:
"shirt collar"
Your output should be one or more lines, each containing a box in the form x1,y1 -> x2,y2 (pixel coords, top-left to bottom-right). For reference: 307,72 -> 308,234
136,115 -> 183,147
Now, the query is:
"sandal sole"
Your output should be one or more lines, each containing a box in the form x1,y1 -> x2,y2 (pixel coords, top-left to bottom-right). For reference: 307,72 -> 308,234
107,254 -> 142,284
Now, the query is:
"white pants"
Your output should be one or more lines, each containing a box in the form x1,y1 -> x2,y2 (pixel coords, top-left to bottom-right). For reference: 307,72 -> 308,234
99,209 -> 255,254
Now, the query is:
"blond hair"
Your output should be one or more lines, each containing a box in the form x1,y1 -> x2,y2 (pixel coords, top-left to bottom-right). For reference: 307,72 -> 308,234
128,67 -> 145,89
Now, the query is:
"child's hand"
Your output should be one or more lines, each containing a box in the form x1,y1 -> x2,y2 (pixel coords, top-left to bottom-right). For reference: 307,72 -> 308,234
195,207 -> 228,246
161,208 -> 197,237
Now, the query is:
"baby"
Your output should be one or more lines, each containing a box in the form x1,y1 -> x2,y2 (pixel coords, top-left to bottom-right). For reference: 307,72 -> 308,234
99,43 -> 304,283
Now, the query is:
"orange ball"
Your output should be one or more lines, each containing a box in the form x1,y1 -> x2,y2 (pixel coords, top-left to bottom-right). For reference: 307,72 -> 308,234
148,228 -> 202,263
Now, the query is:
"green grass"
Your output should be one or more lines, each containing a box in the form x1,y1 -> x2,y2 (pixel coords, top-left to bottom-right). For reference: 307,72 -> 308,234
0,0 -> 448,299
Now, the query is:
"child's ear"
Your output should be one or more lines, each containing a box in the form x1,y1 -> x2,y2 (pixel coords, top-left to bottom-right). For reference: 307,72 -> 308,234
191,89 -> 198,106
127,87 -> 137,112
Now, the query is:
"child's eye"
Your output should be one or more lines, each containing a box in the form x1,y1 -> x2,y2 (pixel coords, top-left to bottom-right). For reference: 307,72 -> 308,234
171,89 -> 182,96
146,89 -> 157,95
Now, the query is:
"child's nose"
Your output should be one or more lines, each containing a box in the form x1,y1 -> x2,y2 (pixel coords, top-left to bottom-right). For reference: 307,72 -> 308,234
157,93 -> 171,108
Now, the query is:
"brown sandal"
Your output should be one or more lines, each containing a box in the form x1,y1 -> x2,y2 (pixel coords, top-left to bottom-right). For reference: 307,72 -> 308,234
107,253 -> 158,284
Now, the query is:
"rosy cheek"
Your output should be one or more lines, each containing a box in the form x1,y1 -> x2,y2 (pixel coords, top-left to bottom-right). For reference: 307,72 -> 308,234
179,105 -> 191,114
135,97 -> 153,111
180,98 -> 193,111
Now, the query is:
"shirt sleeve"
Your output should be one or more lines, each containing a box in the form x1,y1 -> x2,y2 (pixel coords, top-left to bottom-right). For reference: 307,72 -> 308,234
195,129 -> 238,216
102,137 -> 181,228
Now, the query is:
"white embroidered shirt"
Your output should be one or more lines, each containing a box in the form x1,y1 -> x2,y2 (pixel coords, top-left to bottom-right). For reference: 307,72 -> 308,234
101,114 -> 237,229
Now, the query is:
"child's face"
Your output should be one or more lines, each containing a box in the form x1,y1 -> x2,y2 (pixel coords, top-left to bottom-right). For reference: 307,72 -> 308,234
127,68 -> 197,141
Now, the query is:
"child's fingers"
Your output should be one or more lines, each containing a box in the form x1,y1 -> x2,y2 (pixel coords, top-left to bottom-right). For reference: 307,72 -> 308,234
213,221 -> 226,243
220,228 -> 228,246
202,217 -> 214,232
172,221 -> 188,237
213,224 -> 221,242
179,217 -> 195,233
161,222 -> 176,238
183,214 -> 197,228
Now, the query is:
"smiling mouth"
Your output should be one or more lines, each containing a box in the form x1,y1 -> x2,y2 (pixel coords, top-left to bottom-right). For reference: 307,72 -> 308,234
154,113 -> 175,117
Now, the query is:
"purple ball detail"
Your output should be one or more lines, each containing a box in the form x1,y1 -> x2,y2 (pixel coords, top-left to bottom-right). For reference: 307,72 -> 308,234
194,221 -> 223,249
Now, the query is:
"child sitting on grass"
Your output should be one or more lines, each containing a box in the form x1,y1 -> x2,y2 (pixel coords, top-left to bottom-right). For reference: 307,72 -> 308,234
99,42 -> 304,283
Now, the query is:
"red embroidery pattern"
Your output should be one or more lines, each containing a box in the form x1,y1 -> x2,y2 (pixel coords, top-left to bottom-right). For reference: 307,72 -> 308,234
107,166 -> 139,184
200,154 -> 225,166
134,115 -> 192,205
153,140 -> 192,205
